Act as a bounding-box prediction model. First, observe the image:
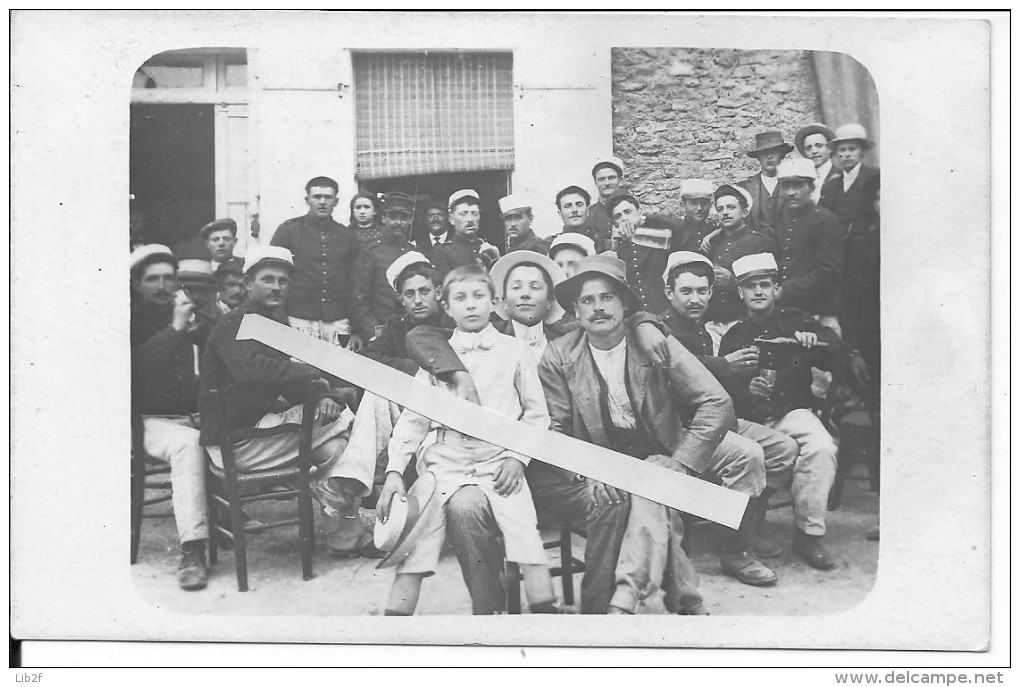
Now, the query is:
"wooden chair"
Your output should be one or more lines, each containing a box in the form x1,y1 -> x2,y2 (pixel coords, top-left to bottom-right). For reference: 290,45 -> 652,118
204,382 -> 323,592
505,520 -> 586,614
827,408 -> 879,510
130,410 -> 175,565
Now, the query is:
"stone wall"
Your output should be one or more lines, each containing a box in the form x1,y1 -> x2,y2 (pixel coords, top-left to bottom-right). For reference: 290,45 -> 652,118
611,48 -> 823,217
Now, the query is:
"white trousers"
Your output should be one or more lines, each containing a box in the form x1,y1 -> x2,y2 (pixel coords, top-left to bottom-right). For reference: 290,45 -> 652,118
768,409 -> 837,536
142,415 -> 208,543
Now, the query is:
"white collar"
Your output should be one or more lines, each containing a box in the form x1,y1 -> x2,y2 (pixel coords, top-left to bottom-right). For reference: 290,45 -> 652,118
817,159 -> 833,180
760,173 -> 779,195
511,319 -> 546,340
430,231 -> 448,245
843,163 -> 862,190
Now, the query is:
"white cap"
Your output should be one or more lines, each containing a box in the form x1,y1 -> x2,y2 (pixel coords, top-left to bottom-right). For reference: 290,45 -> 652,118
548,232 -> 596,258
177,259 -> 215,280
242,245 -> 294,276
386,251 -> 431,292
129,244 -> 175,272
592,155 -> 625,176
498,194 -> 532,215
732,253 -> 779,283
448,189 -> 480,210
829,123 -> 875,149
679,178 -> 714,198
714,183 -> 754,212
662,251 -> 714,287
777,158 -> 818,182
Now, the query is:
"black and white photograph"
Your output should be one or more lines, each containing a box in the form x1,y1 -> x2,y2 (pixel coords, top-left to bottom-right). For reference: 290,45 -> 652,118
10,9 -> 1004,672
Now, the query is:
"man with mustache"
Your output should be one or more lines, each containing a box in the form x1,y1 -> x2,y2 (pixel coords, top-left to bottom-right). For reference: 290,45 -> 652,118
586,156 -> 625,252
555,185 -> 605,253
415,198 -> 450,259
271,176 -> 368,352
660,251 -> 799,559
771,159 -> 846,335
739,130 -> 795,233
403,252 -> 689,612
431,189 -> 501,281
130,244 -> 210,590
200,246 -> 379,559
719,253 -> 850,570
500,195 -> 551,255
193,257 -> 246,347
541,255 -> 777,609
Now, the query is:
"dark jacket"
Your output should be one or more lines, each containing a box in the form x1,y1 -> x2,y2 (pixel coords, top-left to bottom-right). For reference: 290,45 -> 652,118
538,328 -> 734,475
819,164 -> 880,236
198,302 -> 335,445
131,302 -> 199,416
430,234 -> 486,281
583,201 -> 613,254
660,310 -> 735,385
506,230 -> 552,255
718,307 -> 849,423
270,214 -> 364,323
739,173 -> 781,233
772,203 -> 845,316
415,231 -> 449,262
353,238 -> 416,339
704,226 -> 777,323
616,213 -> 686,316
362,310 -> 455,377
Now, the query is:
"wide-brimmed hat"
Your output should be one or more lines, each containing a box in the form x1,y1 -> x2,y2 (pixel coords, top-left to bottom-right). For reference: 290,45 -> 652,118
746,130 -> 794,158
386,251 -> 431,292
199,217 -> 238,240
242,245 -> 294,276
489,251 -> 567,324
828,123 -> 875,150
794,123 -> 836,154
732,252 -> 779,283
554,254 -> 642,312
548,232 -> 596,259
375,470 -> 438,569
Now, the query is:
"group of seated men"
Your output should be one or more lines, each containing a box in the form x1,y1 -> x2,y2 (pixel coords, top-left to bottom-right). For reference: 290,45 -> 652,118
131,120 -> 879,615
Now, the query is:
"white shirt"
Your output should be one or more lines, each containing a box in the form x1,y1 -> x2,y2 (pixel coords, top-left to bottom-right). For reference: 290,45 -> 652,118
511,319 -> 548,363
761,173 -> 779,196
842,163 -> 862,192
588,339 -> 637,430
813,159 -> 834,203
430,231 -> 449,247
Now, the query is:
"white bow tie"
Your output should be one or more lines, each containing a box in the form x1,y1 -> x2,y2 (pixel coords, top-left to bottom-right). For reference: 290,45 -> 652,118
452,327 -> 498,354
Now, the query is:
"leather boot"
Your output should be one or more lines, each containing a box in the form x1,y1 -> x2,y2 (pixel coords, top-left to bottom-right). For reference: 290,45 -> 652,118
793,529 -> 836,570
747,495 -> 781,559
177,540 -> 208,591
718,505 -> 779,586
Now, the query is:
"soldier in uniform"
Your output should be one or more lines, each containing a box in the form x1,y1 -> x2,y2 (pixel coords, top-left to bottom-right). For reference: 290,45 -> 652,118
499,194 -> 551,255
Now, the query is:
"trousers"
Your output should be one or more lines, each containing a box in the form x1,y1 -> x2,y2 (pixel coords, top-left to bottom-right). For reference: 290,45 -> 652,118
205,405 -> 374,496
610,495 -> 702,614
142,415 -> 208,543
445,464 -> 630,615
733,418 -> 800,492
768,409 -> 837,535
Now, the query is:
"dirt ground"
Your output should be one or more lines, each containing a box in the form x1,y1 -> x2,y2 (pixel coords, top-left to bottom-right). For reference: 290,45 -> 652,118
132,461 -> 879,618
